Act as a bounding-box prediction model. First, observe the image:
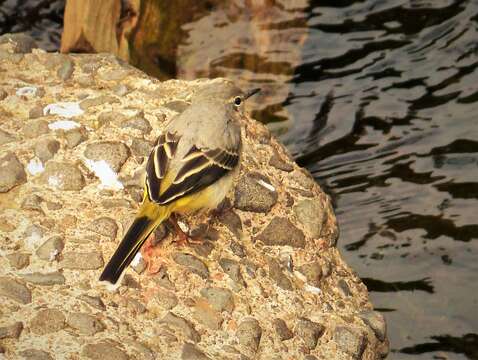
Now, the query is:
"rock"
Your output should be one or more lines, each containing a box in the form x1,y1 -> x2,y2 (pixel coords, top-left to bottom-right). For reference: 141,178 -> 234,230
295,318 -> 325,350
126,340 -> 155,360
63,126 -> 88,148
36,235 -> 64,261
0,33 -> 37,53
0,322 -> 23,339
67,312 -> 105,335
30,309 -> 66,334
84,141 -> 130,172
338,279 -> 352,297
181,343 -> 210,360
218,209 -> 242,239
267,257 -> 293,290
269,149 -> 293,172
57,57 -> 75,81
131,137 -> 153,157
82,342 -> 128,360
40,162 -> 85,191
22,119 -> 49,138
0,129 -> 15,145
61,251 -> 104,270
80,95 -> 120,110
155,288 -> 178,310
131,255 -> 147,274
237,318 -> 262,352
113,84 -> 130,96
34,138 -> 60,163
0,152 -> 27,192
200,287 -> 234,313
230,240 -> 246,257
294,199 -> 324,238
19,271 -> 65,286
153,267 -> 175,290
193,299 -> 223,330
273,318 -> 293,341
21,193 -> 43,211
234,172 -> 278,213
19,349 -> 53,360
172,252 -> 209,279
0,276 -> 31,304
97,111 -> 127,128
298,262 -> 322,287
255,217 -> 305,248
359,310 -> 387,342
89,217 -> 118,240
219,258 -> 245,288
333,326 -> 367,359
121,115 -> 152,134
160,312 -> 201,342
191,240 -> 214,258
78,294 -> 106,311
6,252 -> 30,269
29,104 -> 44,119
126,297 -> 147,314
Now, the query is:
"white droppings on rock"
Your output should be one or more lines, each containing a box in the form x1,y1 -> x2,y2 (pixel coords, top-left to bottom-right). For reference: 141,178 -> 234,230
24,228 -> 43,249
48,175 -> 62,188
131,252 -> 142,268
43,102 -> 84,117
305,284 -> 322,294
84,159 -> 124,190
48,120 -> 80,130
26,158 -> 44,175
177,220 -> 189,233
16,86 -> 37,96
257,179 -> 275,192
49,249 -> 59,261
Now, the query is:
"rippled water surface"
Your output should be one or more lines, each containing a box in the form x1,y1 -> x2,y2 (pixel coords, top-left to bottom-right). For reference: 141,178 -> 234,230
3,0 -> 478,358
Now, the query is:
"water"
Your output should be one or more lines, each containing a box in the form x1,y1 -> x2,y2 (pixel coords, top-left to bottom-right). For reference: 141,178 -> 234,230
2,0 -> 478,358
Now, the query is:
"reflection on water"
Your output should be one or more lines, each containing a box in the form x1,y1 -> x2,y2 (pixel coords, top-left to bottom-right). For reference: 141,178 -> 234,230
3,0 -> 478,358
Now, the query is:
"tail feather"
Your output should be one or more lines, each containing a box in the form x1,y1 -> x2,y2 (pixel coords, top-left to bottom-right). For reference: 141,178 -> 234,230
99,202 -> 169,284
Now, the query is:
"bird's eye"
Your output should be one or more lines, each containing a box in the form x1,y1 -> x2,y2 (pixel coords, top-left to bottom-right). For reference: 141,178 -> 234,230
234,97 -> 242,106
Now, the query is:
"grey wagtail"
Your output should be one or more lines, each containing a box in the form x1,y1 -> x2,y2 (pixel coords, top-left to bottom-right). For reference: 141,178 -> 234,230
99,80 -> 260,284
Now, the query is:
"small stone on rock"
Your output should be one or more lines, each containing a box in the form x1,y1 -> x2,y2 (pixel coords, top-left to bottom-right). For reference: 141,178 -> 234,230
255,217 -> 305,248
40,162 -> 85,191
0,276 -> 31,304
19,271 -> 65,286
82,341 -> 128,360
193,298 -> 223,330
21,193 -> 43,211
160,312 -> 201,342
0,321 -> 23,339
172,252 -> 209,279
57,57 -> 75,81
0,129 -> 16,145
63,126 -> 88,148
84,141 -> 130,172
67,312 -> 105,335
267,257 -> 293,290
89,217 -> 118,240
121,115 -> 152,134
34,138 -> 60,163
6,252 -> 30,269
359,310 -> 387,342
19,349 -> 53,360
219,258 -> 245,288
181,343 -> 210,360
333,326 -> 367,359
219,209 -> 242,239
78,294 -> 106,311
0,152 -> 27,192
131,137 -> 153,157
269,149 -> 293,172
234,172 -> 278,213
294,199 -> 324,238
80,95 -> 120,110
30,308 -> 66,334
61,251 -> 104,270
200,287 -> 234,313
36,235 -> 64,261
273,318 -> 294,341
237,318 -> 262,352
22,119 -> 49,138
295,318 -> 325,350
298,262 -> 323,287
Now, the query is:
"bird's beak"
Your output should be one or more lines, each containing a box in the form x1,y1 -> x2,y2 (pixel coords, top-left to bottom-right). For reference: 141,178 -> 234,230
244,88 -> 261,100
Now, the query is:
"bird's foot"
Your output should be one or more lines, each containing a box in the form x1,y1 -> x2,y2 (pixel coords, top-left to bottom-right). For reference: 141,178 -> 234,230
170,214 -> 203,247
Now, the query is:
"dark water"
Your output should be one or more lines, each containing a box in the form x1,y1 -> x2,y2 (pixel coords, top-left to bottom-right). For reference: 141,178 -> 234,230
2,0 -> 478,358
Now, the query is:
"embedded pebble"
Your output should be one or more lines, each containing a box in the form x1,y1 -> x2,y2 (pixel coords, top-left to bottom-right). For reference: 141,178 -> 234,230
30,309 -> 66,334
19,349 -> 53,360
237,318 -> 262,351
121,115 -> 152,134
219,258 -> 245,288
255,217 -> 305,248
21,193 -> 43,211
359,310 -> 387,342
155,288 -> 178,310
29,104 -> 44,119
78,294 -> 106,311
230,240 -> 246,257
0,322 -> 23,339
0,129 -> 16,145
127,297 -> 147,314
160,312 -> 201,342
61,251 -> 104,270
36,235 -> 64,261
40,162 -> 85,191
218,209 -> 242,239
164,100 -> 189,113
268,257 -> 293,290
22,119 -> 49,138
6,252 -> 30,269
193,299 -> 223,330
20,271 -> 65,286
0,152 -> 27,192
269,149 -> 293,172
333,326 -> 367,359
273,318 -> 294,341
34,138 -> 60,163
84,141 -> 130,172
295,318 -> 325,350
97,111 -> 127,128
298,262 -> 323,287
200,287 -> 234,313
181,343 -> 210,360
67,312 -> 105,335
153,267 -> 175,290
0,276 -> 31,304
82,342 -> 128,360
338,279 -> 352,297
63,126 -> 88,148
131,137 -> 153,157
57,57 -> 74,81
234,172 -> 277,213
172,252 -> 209,279
80,95 -> 120,110
0,88 -> 7,100
294,199 -> 324,238
0,33 -> 37,53
89,217 -> 118,240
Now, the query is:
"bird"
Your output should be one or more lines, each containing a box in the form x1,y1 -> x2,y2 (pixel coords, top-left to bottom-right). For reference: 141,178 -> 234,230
99,80 -> 260,284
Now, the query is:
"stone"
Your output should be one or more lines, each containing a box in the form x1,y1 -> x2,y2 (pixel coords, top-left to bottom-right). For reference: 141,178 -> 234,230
84,141 -> 130,172
219,258 -> 245,287
181,343 -> 210,360
0,33 -> 37,53
131,255 -> 147,274
121,115 -> 152,134
80,95 -> 120,110
333,326 -> 367,359
269,149 -> 293,172
294,199 -> 324,238
200,287 -> 234,313
57,57 -> 74,81
193,299 -> 223,330
267,257 -> 293,290
113,84 -> 130,96
0,322 -> 23,339
89,217 -> 118,240
338,279 -> 352,297
82,342 -> 128,360
78,294 -> 106,311
122,274 -> 140,289
359,310 -> 387,342
0,276 -> 31,304
237,318 -> 262,352
295,318 -> 325,350
0,152 -> 27,192
29,104 -> 44,119
19,271 -> 65,286
234,172 -> 278,213
30,309 -> 66,334
61,251 -> 104,270
218,209 -> 242,239
273,318 -> 293,341
172,252 -> 209,279
22,119 -> 49,138
19,349 -> 53,360
21,193 -> 43,211
153,267 -> 175,290
255,217 -> 305,248
126,340 -> 154,360
131,137 -> 153,157
127,297 -> 147,314
97,111 -> 127,127
191,240 -> 214,258
160,312 -> 201,342
40,162 -> 85,191
34,138 -> 60,163
155,288 -> 178,310
6,252 -> 30,269
164,100 -> 189,113
298,262 -> 323,287
0,129 -> 15,145
230,240 -> 246,257
63,126 -> 88,148
67,312 -> 105,335
0,88 -> 7,100
36,235 -> 64,261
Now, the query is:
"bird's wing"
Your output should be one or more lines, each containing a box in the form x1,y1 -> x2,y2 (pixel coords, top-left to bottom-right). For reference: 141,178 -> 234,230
145,132 -> 240,205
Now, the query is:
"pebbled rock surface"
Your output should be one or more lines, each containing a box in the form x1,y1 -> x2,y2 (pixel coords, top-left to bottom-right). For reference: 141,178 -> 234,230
0,36 -> 387,360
